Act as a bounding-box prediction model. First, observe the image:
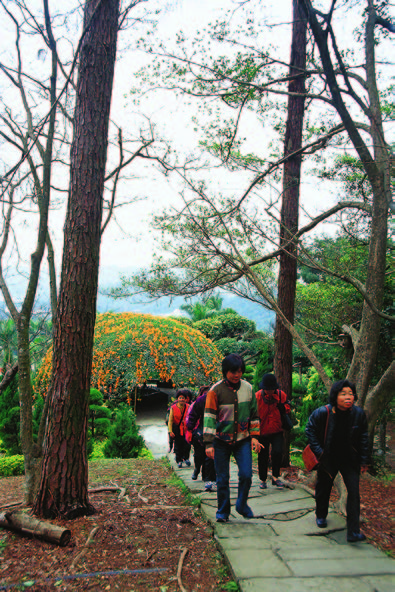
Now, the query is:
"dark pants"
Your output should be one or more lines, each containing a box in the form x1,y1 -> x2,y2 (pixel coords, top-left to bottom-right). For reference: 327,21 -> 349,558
192,437 -> 216,482
257,432 -> 284,480
316,462 -> 361,535
174,434 -> 190,464
214,438 -> 252,521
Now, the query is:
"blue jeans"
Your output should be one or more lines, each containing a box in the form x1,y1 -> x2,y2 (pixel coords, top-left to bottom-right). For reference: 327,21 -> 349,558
214,438 -> 252,520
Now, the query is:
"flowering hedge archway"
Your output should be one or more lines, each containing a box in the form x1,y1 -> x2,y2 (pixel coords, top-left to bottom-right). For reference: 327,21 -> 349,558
35,313 -> 221,401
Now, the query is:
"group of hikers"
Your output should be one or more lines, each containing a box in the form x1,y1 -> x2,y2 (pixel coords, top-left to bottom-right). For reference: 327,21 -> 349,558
167,352 -> 369,543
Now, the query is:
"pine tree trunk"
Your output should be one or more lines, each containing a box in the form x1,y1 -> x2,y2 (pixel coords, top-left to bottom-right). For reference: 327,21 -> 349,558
33,0 -> 120,519
274,0 -> 307,404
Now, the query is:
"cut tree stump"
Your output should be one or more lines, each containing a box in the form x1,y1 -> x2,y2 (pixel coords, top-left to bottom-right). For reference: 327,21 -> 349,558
0,509 -> 71,546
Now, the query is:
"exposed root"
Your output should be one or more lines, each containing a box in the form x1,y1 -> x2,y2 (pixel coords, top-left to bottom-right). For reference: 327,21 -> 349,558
138,485 -> 150,504
70,526 -> 100,570
176,547 -> 189,592
0,502 -> 23,510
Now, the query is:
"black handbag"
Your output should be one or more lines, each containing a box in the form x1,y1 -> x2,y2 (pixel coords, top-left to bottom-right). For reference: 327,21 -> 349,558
278,399 -> 293,431
281,412 -> 294,431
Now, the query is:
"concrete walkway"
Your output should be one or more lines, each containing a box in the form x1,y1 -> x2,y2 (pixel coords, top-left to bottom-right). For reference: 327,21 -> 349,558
169,455 -> 395,592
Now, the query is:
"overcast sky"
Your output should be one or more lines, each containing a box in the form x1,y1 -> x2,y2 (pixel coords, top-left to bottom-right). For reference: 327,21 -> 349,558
0,0 -> 393,315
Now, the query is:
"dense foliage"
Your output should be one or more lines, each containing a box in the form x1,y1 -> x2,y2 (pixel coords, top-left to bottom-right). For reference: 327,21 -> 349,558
103,406 -> 145,459
88,388 -> 112,439
0,454 -> 24,477
0,376 -> 20,455
193,313 -> 256,341
35,313 -> 221,402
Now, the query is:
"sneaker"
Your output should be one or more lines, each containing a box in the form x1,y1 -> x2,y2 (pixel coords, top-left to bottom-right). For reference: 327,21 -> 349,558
177,462 -> 183,468
259,481 -> 267,489
347,532 -> 366,543
316,517 -> 327,528
185,460 -> 191,467
272,479 -> 284,488
204,481 -> 213,491
216,516 -> 229,523
191,469 -> 199,480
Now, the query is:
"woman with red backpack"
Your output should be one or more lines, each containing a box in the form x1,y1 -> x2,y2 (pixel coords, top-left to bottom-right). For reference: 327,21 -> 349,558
255,373 -> 291,489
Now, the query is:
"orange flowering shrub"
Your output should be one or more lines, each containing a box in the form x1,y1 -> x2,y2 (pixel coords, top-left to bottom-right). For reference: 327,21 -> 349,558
35,313 -> 221,401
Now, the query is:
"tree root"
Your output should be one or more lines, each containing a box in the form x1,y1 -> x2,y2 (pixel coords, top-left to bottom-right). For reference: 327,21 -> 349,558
138,485 -> 150,503
0,501 -> 23,510
70,526 -> 100,569
130,506 -> 187,512
177,547 -> 189,592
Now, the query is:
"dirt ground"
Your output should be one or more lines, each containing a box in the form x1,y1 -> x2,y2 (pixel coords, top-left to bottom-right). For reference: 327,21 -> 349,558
0,457 -> 394,592
0,459 -> 235,592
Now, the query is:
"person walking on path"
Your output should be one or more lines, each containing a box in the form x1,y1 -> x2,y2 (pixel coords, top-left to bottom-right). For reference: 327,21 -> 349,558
305,379 -> 369,542
186,386 -> 216,491
204,353 -> 262,522
255,373 -> 291,489
168,389 -> 192,468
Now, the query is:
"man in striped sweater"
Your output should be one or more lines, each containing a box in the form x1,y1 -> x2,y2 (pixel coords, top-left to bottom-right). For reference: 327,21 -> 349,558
204,353 -> 262,522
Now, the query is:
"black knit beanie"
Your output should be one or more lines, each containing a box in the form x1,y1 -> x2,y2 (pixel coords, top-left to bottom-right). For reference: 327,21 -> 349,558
260,373 -> 278,391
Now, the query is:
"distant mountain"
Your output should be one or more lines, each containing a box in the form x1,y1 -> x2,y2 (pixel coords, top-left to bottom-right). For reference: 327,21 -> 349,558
0,265 -> 275,332
98,266 -> 275,331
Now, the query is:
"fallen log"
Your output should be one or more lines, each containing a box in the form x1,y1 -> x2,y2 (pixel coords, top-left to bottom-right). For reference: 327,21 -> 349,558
0,509 -> 71,546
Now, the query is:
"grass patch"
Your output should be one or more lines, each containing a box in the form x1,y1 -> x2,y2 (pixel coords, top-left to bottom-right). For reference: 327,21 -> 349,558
290,452 -> 305,469
165,472 -> 201,507
214,551 -> 239,591
0,455 -> 24,477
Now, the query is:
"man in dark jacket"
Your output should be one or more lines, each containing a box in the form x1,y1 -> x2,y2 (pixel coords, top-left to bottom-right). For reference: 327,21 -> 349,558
305,379 -> 369,542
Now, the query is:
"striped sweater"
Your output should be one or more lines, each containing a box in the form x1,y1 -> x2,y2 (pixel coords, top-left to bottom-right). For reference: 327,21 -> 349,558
203,379 -> 260,446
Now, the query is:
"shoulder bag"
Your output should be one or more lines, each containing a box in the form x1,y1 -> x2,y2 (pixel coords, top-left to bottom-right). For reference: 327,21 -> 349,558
302,405 -> 329,471
277,391 -> 293,431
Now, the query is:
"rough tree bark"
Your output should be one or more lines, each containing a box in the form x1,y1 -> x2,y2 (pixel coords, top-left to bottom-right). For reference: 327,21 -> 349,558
33,0 -> 120,519
274,0 -> 307,403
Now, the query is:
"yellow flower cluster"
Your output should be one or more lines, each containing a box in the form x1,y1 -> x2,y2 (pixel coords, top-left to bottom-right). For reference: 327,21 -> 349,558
35,312 -> 221,399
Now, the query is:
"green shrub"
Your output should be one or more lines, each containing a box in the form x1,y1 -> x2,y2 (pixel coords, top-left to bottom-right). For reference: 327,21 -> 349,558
297,367 -> 333,433
89,388 -> 112,439
0,376 -> 21,455
243,364 -> 255,384
0,455 -> 24,477
89,439 -> 107,460
194,314 -> 256,341
103,406 -> 145,459
252,341 -> 274,391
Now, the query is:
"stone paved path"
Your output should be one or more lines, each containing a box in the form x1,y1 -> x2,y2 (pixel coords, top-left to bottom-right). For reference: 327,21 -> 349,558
169,455 -> 395,592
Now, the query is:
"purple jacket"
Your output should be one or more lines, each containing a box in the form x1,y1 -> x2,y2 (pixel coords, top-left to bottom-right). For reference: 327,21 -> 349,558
186,392 -> 207,441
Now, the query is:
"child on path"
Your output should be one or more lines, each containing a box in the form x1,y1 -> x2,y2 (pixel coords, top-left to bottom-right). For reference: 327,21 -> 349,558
255,373 -> 291,489
204,353 -> 262,522
305,379 -> 369,542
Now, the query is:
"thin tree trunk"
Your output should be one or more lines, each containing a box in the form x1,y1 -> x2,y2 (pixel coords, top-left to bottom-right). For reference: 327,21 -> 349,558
46,233 -> 57,320
274,0 -> 307,405
33,0 -> 120,519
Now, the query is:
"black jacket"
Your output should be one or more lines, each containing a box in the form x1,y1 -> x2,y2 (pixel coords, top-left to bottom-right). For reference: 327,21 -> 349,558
305,404 -> 369,467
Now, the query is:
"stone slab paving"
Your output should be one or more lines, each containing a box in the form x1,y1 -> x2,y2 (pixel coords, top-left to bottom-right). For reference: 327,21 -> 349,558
168,454 -> 395,592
